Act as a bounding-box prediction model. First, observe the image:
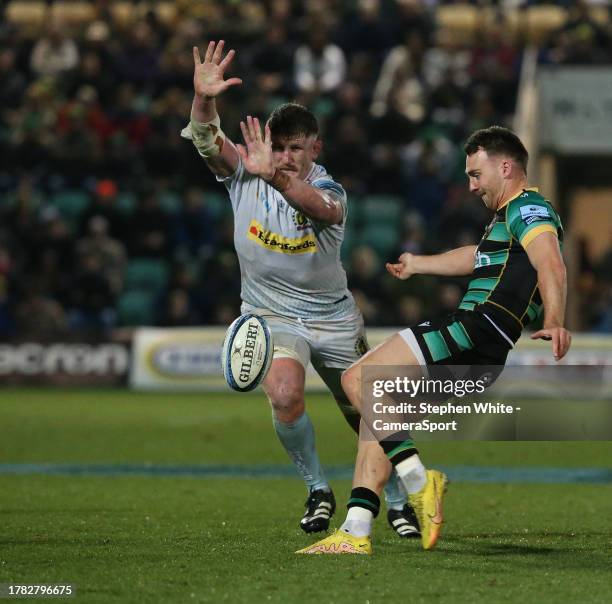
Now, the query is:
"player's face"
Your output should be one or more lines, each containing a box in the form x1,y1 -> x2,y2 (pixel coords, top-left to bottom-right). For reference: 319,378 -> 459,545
271,134 -> 322,181
465,149 -> 504,210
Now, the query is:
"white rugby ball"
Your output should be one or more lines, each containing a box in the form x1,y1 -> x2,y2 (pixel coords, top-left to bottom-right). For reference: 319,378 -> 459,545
221,313 -> 273,392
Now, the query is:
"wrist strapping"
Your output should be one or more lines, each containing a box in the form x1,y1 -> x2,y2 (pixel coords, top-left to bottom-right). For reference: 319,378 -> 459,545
179,113 -> 226,158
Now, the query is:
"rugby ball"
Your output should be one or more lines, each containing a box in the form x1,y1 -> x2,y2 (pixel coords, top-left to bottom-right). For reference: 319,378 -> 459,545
221,313 -> 273,392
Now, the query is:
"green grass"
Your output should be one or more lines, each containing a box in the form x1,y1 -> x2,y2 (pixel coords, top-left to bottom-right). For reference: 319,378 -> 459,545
1,390 -> 611,603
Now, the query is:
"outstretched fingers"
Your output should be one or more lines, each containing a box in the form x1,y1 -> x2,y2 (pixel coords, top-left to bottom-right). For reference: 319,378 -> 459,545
219,48 -> 236,70
240,121 -> 251,145
253,117 -> 263,141
224,77 -> 243,89
244,116 -> 258,142
193,46 -> 202,64
204,40 -> 215,63
212,39 -> 225,64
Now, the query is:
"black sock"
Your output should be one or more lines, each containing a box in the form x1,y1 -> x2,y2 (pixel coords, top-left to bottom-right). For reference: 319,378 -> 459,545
380,435 -> 419,466
347,487 -> 380,518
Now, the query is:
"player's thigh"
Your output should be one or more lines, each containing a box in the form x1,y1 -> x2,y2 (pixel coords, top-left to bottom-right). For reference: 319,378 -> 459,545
342,333 -> 424,413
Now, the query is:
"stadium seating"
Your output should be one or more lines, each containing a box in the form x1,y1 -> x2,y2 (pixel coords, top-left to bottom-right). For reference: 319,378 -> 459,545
116,289 -> 157,326
115,192 -> 137,216
361,194 -> 404,226
50,190 -> 90,230
124,258 -> 169,293
361,223 -> 400,259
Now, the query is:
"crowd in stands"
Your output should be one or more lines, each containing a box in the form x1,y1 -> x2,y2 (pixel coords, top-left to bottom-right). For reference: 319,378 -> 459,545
1,0 -> 611,339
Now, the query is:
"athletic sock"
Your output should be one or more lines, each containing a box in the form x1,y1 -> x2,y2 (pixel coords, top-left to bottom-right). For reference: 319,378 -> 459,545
273,412 -> 329,492
341,487 -> 380,537
383,472 -> 406,511
380,437 -> 426,494
395,455 -> 427,494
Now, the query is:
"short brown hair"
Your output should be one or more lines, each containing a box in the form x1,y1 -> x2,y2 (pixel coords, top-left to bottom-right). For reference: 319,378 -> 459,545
267,103 -> 318,139
464,126 -> 528,173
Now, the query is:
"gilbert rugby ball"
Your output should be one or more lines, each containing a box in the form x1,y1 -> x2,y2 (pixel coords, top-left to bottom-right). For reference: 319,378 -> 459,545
221,313 -> 273,392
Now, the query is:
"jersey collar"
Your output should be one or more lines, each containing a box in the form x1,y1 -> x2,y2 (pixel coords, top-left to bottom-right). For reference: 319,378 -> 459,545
497,187 -> 538,211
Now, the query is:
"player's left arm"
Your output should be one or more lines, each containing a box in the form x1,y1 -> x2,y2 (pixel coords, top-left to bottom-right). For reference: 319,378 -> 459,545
524,231 -> 571,361
236,116 -> 343,225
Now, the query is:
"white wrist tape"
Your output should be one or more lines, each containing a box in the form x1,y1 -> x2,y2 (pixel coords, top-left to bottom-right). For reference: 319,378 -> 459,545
179,113 -> 226,158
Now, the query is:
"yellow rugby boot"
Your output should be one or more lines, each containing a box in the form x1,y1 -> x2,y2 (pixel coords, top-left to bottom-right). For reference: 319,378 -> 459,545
295,530 -> 372,555
407,469 -> 448,550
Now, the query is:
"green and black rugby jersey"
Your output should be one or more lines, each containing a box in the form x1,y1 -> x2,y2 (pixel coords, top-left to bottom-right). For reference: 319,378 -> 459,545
458,188 -> 563,343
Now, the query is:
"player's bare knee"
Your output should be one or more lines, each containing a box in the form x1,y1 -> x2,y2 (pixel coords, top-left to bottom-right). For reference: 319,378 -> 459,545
266,383 -> 305,423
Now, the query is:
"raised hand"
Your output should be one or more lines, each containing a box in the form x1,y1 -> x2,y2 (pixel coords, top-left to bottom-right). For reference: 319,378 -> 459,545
236,116 -> 275,180
386,253 -> 417,280
193,41 -> 242,99
530,326 -> 571,361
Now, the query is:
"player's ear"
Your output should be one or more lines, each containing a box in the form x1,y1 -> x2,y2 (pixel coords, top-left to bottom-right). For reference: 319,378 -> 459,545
312,137 -> 322,159
501,158 -> 512,178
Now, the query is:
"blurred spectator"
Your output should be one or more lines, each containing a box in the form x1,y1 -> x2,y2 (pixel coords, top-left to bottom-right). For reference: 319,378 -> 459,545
0,244 -> 15,336
76,216 -> 127,295
30,21 -> 79,78
294,27 -> 347,95
336,0 -> 393,61
35,206 -> 74,266
250,23 -> 295,97
395,294 -> 424,326
112,22 -> 160,86
67,253 -> 116,334
545,0 -> 611,65
127,189 -> 173,258
322,115 -> 371,194
13,279 -> 68,340
65,50 -> 116,106
347,245 -> 385,323
403,139 -> 450,224
173,187 -> 218,260
397,211 -> 427,255
158,288 -> 200,327
0,48 -> 27,109
370,30 -> 426,124
79,179 -> 125,240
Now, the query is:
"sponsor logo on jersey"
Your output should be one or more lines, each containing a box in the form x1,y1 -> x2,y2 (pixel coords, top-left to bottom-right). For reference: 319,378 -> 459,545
474,251 -> 491,268
354,335 -> 369,357
520,205 -> 550,225
247,219 -> 317,254
291,209 -> 312,231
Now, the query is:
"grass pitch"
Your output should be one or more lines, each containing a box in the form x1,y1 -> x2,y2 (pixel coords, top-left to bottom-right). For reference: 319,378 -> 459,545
1,390 -> 611,603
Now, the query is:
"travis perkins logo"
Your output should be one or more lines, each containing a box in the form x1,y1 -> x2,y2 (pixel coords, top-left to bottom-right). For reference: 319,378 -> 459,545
237,321 -> 260,383
248,219 -> 317,254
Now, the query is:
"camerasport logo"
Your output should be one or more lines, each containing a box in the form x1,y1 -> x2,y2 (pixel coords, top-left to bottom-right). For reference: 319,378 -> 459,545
247,219 -> 317,254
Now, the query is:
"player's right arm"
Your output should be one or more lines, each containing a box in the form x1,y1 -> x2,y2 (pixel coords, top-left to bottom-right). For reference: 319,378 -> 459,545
186,41 -> 242,177
386,246 -> 477,280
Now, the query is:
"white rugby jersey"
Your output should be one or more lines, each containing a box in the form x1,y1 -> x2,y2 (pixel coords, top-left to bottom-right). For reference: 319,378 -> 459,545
216,159 -> 357,320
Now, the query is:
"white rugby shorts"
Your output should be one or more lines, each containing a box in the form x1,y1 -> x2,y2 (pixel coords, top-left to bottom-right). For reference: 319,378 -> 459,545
243,307 -> 368,400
